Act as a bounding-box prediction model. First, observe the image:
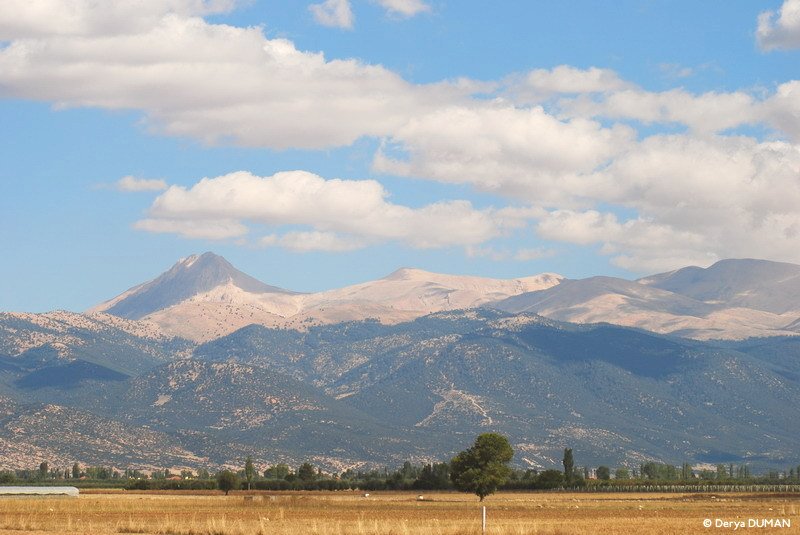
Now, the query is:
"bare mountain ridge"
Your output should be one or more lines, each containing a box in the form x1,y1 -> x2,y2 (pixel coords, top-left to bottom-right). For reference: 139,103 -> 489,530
92,253 -> 563,341
92,253 -> 800,341
91,252 -> 297,320
493,259 -> 800,340
639,258 -> 800,314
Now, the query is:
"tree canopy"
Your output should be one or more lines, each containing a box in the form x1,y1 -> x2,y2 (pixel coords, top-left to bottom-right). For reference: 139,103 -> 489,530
216,470 -> 239,495
298,462 -> 316,481
563,448 -> 574,484
450,433 -> 513,501
596,465 -> 611,480
244,456 -> 255,490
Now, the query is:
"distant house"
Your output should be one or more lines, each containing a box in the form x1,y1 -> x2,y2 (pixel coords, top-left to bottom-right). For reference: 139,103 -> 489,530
0,486 -> 79,497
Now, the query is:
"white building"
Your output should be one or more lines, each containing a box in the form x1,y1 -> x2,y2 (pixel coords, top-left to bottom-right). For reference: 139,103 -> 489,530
0,486 -> 79,497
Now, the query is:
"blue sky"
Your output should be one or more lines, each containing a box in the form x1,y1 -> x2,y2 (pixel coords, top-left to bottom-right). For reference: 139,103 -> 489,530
2,0 -> 800,311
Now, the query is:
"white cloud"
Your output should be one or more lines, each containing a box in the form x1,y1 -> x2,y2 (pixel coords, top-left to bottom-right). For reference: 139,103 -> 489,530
0,6 -> 467,149
0,0 -> 238,39
528,66 -> 628,94
532,135 -> 800,272
763,81 -> 800,141
560,88 -> 761,135
536,210 -> 715,273
4,4 -> 800,272
309,0 -> 354,29
601,135 -> 800,223
757,0 -> 800,50
116,176 -> 168,192
376,0 -> 431,18
134,218 -> 248,240
137,170 -> 511,251
373,102 -> 635,204
261,231 -> 364,252
507,66 -> 631,104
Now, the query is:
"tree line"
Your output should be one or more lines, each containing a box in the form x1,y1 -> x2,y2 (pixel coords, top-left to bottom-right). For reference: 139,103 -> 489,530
3,437 -> 799,498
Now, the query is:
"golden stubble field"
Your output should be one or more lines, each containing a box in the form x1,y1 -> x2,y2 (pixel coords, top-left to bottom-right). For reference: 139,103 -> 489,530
0,490 -> 798,535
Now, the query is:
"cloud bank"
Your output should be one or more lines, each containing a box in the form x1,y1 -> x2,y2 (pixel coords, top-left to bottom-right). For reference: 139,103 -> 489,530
0,2 -> 466,148
2,3 -> 800,272
135,171 -> 517,251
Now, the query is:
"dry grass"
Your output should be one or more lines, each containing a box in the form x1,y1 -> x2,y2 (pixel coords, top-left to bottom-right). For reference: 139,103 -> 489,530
0,490 -> 797,535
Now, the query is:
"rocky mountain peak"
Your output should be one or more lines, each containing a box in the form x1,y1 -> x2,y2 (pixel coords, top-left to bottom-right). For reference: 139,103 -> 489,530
90,252 -> 294,320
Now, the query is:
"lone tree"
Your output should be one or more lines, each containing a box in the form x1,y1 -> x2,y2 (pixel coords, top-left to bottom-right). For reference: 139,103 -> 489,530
244,456 -> 255,490
450,433 -> 514,501
596,466 -> 611,480
39,462 -> 49,480
216,470 -> 239,495
562,448 -> 574,485
297,462 -> 316,482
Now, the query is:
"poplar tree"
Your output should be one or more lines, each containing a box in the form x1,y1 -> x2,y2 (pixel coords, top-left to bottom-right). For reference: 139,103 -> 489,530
244,456 -> 255,490
562,448 -> 574,485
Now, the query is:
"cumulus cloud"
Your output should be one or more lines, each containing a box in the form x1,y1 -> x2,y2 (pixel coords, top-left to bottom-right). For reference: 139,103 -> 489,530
0,0 -> 238,39
309,0 -> 354,29
136,170 -> 513,250
116,176 -> 168,192
532,135 -> 800,271
560,88 -> 761,136
506,65 -> 631,104
763,81 -> 800,141
0,4 -> 467,149
536,210 -> 716,272
373,102 -> 635,204
757,0 -> 800,50
134,218 -> 248,240
261,231 -> 364,252
512,66 -> 798,142
527,65 -> 629,93
4,4 -> 800,272
376,0 -> 431,17
601,135 -> 800,223
370,69 -> 800,271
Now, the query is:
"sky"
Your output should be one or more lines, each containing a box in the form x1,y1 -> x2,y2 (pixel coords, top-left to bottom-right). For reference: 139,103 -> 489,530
1,0 -> 800,312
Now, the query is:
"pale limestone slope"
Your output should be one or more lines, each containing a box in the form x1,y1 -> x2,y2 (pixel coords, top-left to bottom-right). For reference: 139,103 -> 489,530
533,293 -> 800,340
138,269 -> 563,342
306,268 -> 562,311
493,271 -> 800,340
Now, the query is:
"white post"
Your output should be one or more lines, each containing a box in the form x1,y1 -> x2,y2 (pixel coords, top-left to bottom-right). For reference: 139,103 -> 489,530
482,505 -> 486,534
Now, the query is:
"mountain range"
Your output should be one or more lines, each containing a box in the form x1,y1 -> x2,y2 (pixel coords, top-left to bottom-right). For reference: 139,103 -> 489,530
89,252 -> 800,342
90,252 -> 562,341
495,258 -> 800,340
1,253 -> 799,473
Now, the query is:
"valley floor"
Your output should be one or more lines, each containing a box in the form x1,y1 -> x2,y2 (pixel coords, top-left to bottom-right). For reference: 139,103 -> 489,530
0,490 -> 797,534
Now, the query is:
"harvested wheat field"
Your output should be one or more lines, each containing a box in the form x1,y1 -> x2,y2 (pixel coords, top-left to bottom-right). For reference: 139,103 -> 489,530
0,490 -> 798,535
